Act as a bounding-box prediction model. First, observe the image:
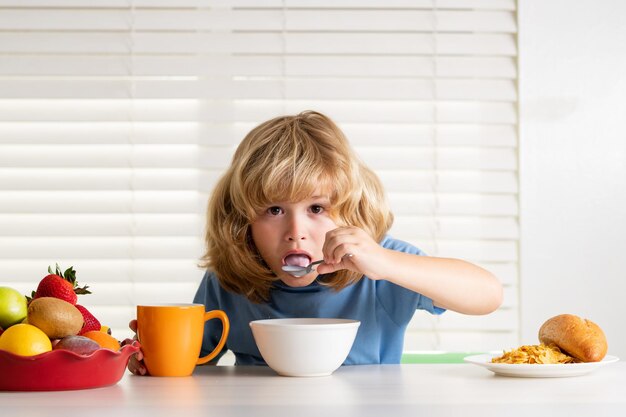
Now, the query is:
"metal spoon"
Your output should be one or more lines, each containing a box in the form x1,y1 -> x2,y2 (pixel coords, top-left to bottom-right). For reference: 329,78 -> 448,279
281,254 -> 353,277
281,260 -> 324,277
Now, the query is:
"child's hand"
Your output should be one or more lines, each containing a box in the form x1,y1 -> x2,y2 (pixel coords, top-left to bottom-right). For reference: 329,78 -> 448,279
317,226 -> 388,280
121,319 -> 148,376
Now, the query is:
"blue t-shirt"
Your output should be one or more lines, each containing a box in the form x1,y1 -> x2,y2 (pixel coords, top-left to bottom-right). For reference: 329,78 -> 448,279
193,235 -> 445,365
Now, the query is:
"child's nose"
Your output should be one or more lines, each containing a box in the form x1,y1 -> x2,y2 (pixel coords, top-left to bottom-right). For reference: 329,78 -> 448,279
286,214 -> 306,241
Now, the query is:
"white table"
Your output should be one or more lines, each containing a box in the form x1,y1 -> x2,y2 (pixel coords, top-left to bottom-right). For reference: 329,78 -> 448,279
2,362 -> 625,417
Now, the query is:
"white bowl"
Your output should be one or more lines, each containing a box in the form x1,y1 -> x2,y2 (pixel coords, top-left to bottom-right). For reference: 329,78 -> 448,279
249,318 -> 360,377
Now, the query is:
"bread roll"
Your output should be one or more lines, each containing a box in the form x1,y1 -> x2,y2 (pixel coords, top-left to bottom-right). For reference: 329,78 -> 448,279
538,314 -> 607,362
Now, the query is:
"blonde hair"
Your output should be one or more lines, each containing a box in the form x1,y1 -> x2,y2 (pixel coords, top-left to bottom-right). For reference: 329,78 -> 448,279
200,111 -> 393,302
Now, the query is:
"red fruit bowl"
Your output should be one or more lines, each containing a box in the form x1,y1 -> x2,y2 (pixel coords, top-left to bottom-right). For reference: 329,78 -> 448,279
0,341 -> 140,391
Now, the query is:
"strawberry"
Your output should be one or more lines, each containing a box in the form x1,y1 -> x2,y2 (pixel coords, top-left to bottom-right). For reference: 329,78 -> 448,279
75,304 -> 101,335
31,264 -> 91,305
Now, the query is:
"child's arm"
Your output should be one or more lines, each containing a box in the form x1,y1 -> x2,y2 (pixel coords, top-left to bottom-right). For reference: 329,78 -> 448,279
317,226 -> 503,315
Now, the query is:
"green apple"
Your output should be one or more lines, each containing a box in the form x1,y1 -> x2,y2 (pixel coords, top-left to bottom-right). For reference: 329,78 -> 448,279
0,286 -> 28,329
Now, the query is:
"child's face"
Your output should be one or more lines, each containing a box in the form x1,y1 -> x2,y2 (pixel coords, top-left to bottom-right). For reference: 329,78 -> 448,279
250,192 -> 338,287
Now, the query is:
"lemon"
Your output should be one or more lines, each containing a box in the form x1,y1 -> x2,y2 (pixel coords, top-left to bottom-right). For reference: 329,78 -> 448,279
0,323 -> 52,356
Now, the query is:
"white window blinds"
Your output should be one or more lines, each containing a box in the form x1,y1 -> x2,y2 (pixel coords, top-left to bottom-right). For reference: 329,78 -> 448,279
0,0 -> 518,352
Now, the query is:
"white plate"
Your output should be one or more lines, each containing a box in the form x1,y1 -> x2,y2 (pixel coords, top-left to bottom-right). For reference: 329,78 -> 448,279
464,354 -> 619,378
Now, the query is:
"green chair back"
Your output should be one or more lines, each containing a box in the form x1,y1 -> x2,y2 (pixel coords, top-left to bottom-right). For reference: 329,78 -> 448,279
401,352 -> 483,364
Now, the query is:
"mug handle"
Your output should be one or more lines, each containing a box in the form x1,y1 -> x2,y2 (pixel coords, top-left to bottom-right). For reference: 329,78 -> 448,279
196,310 -> 230,365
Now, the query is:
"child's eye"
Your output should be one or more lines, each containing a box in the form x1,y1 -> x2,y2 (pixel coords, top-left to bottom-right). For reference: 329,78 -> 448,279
310,205 -> 325,214
267,206 -> 283,216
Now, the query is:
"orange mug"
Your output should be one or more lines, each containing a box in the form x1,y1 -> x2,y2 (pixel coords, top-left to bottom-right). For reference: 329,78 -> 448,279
136,303 -> 229,377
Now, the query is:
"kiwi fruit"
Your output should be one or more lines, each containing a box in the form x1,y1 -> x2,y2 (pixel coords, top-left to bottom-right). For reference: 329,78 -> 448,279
28,297 -> 84,339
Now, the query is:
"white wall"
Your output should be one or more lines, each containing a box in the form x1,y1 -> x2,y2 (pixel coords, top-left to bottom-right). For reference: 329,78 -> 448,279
519,0 -> 626,357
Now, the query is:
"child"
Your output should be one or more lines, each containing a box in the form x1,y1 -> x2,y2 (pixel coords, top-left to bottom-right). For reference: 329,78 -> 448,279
126,110 -> 502,374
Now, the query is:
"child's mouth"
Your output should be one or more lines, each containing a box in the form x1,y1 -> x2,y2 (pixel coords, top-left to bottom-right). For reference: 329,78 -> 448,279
282,254 -> 311,267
